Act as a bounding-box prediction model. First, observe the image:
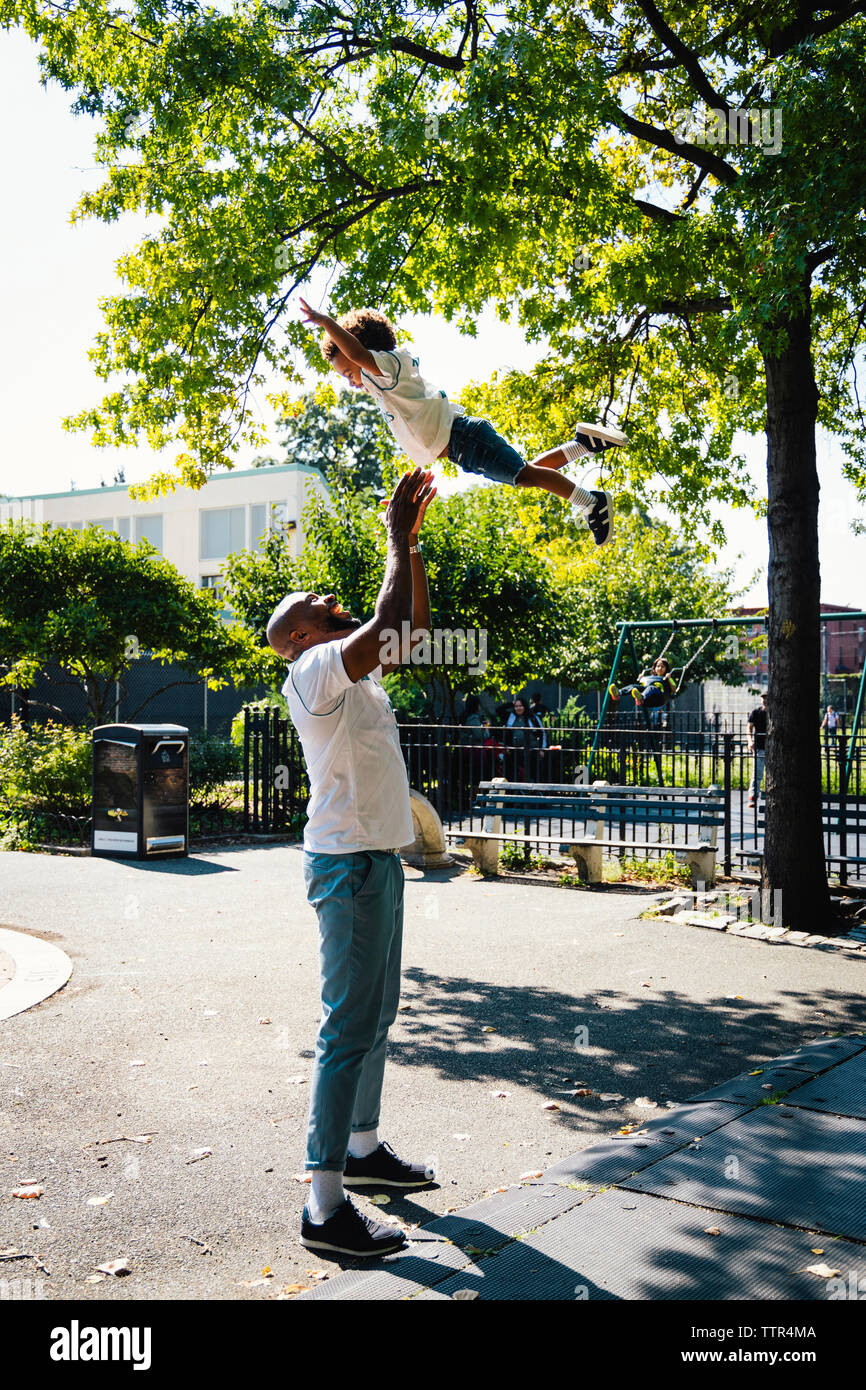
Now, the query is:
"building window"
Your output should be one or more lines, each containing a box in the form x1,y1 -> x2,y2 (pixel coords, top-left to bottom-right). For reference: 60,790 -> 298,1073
135,515 -> 163,551
115,517 -> 131,541
200,507 -> 245,560
250,503 -> 268,548
87,518 -> 114,531
200,574 -> 223,597
67,521 -> 83,531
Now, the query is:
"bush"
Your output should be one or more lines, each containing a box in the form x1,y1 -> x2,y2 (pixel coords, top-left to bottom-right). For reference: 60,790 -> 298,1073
188,734 -> 243,809
0,717 -> 91,811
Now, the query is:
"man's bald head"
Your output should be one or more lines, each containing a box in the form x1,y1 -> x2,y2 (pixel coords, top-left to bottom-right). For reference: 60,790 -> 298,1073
267,589 -> 360,661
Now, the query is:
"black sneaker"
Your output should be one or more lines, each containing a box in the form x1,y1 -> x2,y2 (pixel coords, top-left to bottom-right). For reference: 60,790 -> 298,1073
344,1140 -> 434,1189
583,489 -> 614,546
300,1198 -> 408,1257
573,422 -> 629,455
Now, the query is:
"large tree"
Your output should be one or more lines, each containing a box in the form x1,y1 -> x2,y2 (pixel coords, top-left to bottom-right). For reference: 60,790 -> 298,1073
7,1 -> 866,924
0,521 -> 264,724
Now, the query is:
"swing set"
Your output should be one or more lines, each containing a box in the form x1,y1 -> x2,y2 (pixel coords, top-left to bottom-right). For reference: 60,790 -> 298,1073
587,613 -> 866,790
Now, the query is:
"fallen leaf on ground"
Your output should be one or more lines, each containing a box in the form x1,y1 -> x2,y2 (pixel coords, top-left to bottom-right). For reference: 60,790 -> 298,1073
369,1194 -> 390,1205
811,1249 -> 824,1255
258,1018 -> 271,1025
452,1289 -> 479,1300
704,1227 -> 721,1236
12,1185 -> 43,1199
292,1173 -> 312,1183
802,1263 -> 840,1278
286,1076 -> 307,1085
187,1148 -> 213,1164
86,1193 -> 114,1206
275,1283 -> 309,1297
542,1101 -> 560,1111
640,982 -> 652,988
307,1270 -> 329,1281
97,1258 -> 131,1276
128,1061 -> 146,1067
397,1003 -> 413,1011
748,1069 -> 764,1076
634,1097 -> 657,1109
599,1093 -> 624,1103
519,1170 -> 543,1181
490,1090 -> 509,1099
482,1026 -> 496,1033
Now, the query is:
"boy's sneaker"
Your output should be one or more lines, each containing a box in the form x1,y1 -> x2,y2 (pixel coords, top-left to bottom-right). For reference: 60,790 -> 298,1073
573,423 -> 629,456
608,683 -> 620,702
300,1198 -> 407,1257
583,489 -> 614,546
344,1140 -> 434,1189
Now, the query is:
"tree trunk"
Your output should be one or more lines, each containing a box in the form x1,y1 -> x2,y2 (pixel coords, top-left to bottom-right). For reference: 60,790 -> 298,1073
762,285 -> 831,929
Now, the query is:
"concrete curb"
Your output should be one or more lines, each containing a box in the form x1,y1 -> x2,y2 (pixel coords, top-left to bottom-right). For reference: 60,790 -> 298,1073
0,927 -> 73,1020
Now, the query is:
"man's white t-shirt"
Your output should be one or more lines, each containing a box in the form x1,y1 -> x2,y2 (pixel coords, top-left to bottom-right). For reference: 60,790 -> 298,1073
360,348 -> 464,467
283,638 -> 415,855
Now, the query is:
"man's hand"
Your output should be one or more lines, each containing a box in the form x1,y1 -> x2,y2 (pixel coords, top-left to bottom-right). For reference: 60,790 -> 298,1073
384,468 -> 436,543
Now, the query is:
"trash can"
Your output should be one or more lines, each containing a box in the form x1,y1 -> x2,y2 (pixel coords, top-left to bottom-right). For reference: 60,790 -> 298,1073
91,724 -> 189,860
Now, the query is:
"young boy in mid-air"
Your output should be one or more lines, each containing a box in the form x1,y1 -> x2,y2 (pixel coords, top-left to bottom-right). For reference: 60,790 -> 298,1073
299,299 -> 627,547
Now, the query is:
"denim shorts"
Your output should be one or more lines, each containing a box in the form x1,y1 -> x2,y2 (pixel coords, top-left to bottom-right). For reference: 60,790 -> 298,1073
447,414 -> 526,486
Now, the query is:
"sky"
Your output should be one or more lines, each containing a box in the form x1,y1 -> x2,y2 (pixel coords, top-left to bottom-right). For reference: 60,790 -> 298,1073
1,30 -> 864,611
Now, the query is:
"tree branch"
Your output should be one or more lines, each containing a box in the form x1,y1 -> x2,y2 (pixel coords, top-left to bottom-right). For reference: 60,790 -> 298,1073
766,2 -> 866,58
635,0 -> 731,111
616,110 -> 738,184
632,197 -> 682,223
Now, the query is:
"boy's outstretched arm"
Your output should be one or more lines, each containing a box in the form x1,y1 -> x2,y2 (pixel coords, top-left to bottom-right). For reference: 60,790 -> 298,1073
299,297 -> 378,374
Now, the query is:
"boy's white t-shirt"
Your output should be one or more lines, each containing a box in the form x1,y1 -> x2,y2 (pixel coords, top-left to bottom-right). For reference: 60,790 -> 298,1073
361,347 -> 464,467
283,638 -> 415,855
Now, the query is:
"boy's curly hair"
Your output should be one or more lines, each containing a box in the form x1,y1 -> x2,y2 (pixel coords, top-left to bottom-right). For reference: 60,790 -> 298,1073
322,308 -> 397,361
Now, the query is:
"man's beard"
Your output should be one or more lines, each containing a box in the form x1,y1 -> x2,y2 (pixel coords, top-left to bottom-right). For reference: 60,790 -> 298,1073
326,612 -> 361,632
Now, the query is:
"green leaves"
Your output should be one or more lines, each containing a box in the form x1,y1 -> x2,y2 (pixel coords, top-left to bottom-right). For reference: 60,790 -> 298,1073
0,519 -> 263,722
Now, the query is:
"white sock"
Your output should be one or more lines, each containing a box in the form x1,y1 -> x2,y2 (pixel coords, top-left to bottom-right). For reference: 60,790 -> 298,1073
308,1170 -> 345,1224
348,1127 -> 380,1159
568,482 -> 595,510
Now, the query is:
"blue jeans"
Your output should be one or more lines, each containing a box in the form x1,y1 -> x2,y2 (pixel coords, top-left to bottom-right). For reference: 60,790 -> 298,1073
303,850 -> 405,1171
749,750 -> 765,798
447,414 -> 526,485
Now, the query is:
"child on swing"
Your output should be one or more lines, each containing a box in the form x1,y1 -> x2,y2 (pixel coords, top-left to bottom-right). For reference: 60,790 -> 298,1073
609,658 -> 678,710
299,299 -> 627,547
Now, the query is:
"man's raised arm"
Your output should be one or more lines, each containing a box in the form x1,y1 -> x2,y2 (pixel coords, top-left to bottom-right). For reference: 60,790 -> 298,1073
340,469 -> 435,684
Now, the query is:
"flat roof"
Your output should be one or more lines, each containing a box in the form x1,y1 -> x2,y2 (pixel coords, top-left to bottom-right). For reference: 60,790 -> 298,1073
0,462 -> 327,503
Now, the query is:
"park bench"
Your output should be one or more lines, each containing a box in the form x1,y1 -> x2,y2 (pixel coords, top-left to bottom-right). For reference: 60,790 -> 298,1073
448,779 -> 723,886
740,797 -> 866,885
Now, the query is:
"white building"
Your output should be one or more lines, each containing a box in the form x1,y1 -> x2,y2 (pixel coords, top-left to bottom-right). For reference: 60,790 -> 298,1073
0,463 -> 329,592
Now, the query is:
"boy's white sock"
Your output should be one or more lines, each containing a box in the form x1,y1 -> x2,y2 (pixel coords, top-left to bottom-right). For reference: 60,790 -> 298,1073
307,1170 -> 345,1224
568,482 -> 595,510
348,1127 -> 380,1159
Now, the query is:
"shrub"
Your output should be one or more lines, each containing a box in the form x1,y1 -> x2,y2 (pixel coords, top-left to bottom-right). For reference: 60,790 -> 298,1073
0,717 -> 91,811
188,734 -> 243,809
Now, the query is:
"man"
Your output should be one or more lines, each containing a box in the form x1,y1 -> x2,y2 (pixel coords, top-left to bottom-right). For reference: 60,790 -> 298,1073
267,468 -> 437,1258
821,705 -> 841,740
529,690 -> 549,720
747,692 -> 768,808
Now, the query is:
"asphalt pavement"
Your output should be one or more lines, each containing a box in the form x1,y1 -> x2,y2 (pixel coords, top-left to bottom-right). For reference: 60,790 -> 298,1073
1,843 -> 864,1300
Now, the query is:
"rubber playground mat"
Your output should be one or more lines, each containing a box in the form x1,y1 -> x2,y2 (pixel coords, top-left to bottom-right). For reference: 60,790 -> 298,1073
410,1190 -> 866,1301
782,1048 -> 866,1121
298,1035 -> 866,1300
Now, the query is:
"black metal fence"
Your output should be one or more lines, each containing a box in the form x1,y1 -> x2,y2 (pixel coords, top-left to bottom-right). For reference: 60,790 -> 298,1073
241,714 -> 866,884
